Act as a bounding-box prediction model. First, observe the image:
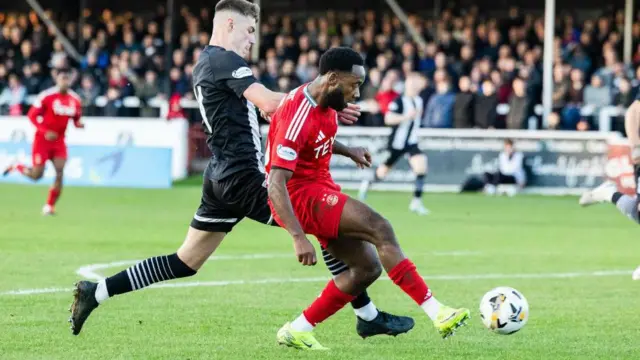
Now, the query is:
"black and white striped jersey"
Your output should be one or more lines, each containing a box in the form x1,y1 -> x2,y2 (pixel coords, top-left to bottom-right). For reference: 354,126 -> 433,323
192,45 -> 264,181
386,95 -> 423,150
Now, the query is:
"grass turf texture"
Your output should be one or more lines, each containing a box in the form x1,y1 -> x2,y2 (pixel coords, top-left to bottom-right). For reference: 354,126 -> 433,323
1,182 -> 639,359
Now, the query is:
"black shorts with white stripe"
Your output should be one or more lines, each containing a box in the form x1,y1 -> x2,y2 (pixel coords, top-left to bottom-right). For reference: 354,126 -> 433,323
190,168 -> 278,233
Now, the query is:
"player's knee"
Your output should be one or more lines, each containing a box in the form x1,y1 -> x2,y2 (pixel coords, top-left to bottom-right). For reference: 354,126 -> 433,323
364,260 -> 383,283
368,213 -> 399,251
352,260 -> 382,287
32,168 -> 44,179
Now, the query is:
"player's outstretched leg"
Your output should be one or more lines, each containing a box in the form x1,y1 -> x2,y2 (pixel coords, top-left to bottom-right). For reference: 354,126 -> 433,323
69,227 -> 224,335
3,162 -> 44,180
338,198 -> 469,339
320,248 -> 415,338
408,153 -> 429,215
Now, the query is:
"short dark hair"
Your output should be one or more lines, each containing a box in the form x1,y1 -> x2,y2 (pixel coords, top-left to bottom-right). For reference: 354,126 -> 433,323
318,47 -> 364,75
215,0 -> 260,22
504,138 -> 514,146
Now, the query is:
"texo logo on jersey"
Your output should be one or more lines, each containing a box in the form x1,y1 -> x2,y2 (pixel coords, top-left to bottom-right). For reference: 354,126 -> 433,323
52,100 -> 76,116
314,136 -> 335,159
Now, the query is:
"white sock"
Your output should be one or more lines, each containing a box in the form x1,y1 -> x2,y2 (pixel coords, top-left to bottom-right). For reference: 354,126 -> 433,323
290,314 -> 314,332
353,301 -> 379,321
94,279 -> 109,304
420,296 -> 442,321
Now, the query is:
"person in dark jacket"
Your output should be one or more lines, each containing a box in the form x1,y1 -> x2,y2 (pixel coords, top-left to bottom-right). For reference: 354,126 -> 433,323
474,80 -> 499,128
506,77 -> 528,129
453,76 -> 475,128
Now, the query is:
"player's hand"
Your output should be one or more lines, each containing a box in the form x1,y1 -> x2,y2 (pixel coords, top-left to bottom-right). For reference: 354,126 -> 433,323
292,235 -> 317,266
44,131 -> 58,141
259,109 -> 272,122
349,147 -> 372,169
337,103 -> 361,125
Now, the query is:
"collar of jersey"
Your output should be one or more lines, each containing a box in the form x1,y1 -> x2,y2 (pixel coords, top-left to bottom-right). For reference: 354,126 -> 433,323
303,84 -> 318,107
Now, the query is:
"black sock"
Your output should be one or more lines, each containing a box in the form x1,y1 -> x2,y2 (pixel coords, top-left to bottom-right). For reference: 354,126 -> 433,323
321,248 -> 372,310
350,291 -> 372,309
612,192 -> 623,204
414,174 -> 426,198
105,253 -> 197,297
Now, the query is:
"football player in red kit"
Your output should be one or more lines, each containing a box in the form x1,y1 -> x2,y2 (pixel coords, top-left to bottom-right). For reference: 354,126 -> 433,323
266,47 -> 470,350
3,68 -> 83,215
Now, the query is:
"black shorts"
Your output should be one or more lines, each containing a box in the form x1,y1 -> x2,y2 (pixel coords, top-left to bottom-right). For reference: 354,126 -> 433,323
190,169 -> 277,233
384,144 -> 423,167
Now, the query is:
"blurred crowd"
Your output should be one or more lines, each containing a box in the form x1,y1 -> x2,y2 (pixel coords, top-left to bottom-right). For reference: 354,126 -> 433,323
1,5 -> 640,130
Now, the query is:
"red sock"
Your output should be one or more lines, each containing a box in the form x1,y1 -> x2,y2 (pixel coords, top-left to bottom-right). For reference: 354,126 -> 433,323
47,188 -> 61,206
14,163 -> 26,174
302,280 -> 356,326
388,258 -> 432,305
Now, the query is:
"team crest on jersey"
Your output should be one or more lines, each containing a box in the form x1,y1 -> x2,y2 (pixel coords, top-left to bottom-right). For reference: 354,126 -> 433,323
276,144 -> 297,161
232,66 -> 253,79
323,193 -> 339,206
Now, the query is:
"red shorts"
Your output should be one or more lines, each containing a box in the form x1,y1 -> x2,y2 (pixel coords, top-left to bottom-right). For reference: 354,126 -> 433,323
272,182 -> 349,248
32,138 -> 67,166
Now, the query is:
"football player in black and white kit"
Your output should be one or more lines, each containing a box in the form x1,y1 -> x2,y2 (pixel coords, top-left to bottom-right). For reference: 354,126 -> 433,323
69,0 -> 414,338
358,72 -> 430,215
579,90 -> 640,279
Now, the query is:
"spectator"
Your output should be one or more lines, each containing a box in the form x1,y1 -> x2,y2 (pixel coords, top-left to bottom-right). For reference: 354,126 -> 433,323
583,74 -> 612,122
475,80 -> 499,128
0,73 -> 26,115
423,78 -> 455,128
506,77 -> 528,129
103,86 -> 123,117
375,69 -> 401,116
453,76 -> 475,128
21,64 -> 40,95
552,65 -> 569,112
76,75 -> 100,116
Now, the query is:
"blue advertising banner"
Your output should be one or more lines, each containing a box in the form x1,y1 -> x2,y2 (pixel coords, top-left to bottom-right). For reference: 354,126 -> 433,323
0,143 -> 172,189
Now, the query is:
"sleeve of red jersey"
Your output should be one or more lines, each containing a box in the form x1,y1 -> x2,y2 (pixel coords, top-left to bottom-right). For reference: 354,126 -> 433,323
27,94 -> 46,131
269,104 -> 314,172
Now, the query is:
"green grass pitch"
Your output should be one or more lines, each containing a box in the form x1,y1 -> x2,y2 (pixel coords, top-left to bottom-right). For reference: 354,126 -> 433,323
1,182 -> 640,359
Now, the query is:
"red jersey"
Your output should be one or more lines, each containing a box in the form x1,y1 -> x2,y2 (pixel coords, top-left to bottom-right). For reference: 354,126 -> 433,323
27,87 -> 83,142
375,89 -> 400,115
265,84 -> 338,189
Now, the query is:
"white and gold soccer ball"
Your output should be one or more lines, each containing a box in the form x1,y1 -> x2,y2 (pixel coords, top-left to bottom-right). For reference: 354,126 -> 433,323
479,286 -> 529,335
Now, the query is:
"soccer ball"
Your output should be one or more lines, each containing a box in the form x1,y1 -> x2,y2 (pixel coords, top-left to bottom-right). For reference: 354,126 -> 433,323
479,286 -> 529,335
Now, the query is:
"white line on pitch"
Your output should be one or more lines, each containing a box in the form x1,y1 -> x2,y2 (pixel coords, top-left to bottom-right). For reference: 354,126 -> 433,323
75,251 -> 484,281
0,269 -> 631,296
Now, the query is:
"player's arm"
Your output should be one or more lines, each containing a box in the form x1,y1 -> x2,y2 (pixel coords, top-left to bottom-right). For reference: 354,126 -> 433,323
268,167 -> 317,266
73,101 -> 84,129
244,83 -> 285,115
384,98 -> 414,125
26,97 -> 46,132
333,140 -> 372,169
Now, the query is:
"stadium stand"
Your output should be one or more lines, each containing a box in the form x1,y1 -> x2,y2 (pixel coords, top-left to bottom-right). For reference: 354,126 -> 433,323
0,5 -> 638,133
